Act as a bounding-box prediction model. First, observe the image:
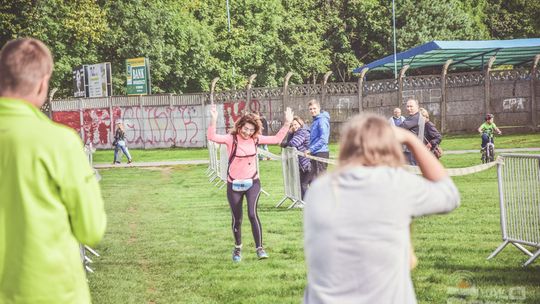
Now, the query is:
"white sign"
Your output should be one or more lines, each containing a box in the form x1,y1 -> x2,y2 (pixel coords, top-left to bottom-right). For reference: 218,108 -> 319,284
84,63 -> 111,98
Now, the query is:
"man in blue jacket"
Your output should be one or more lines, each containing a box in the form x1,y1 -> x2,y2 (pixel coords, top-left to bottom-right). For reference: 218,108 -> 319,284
306,99 -> 330,179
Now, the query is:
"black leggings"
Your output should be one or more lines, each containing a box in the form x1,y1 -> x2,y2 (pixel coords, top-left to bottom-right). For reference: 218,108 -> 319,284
226,179 -> 263,249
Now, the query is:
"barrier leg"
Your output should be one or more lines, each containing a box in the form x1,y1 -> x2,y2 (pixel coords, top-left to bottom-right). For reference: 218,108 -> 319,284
487,240 -> 509,260
513,243 -> 533,257
84,245 -> 100,257
275,196 -> 289,208
260,188 -> 270,196
523,249 -> 540,267
287,199 -> 305,209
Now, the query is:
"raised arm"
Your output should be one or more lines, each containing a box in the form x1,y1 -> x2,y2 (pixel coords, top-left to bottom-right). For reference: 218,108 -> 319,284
394,127 -> 460,217
207,104 -> 231,144
394,127 -> 446,181
259,107 -> 293,145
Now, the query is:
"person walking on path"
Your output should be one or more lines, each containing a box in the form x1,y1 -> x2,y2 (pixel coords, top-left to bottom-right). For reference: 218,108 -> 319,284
0,38 -> 107,304
306,99 -> 330,178
207,104 -> 293,262
303,113 -> 460,304
113,120 -> 133,164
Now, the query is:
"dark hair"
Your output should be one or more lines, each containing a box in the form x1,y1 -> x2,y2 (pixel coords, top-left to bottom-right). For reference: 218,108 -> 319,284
485,114 -> 494,121
292,116 -> 304,127
231,113 -> 262,138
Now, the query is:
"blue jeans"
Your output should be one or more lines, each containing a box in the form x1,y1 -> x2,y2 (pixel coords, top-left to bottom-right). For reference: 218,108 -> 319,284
114,140 -> 132,163
481,134 -> 494,149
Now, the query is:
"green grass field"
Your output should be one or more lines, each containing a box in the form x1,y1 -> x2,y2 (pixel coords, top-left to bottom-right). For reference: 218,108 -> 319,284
89,134 -> 540,303
92,132 -> 540,164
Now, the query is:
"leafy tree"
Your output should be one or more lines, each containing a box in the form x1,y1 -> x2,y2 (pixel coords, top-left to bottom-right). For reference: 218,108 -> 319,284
1,0 -> 108,97
485,0 -> 540,39
396,0 -> 489,50
100,0 -> 217,94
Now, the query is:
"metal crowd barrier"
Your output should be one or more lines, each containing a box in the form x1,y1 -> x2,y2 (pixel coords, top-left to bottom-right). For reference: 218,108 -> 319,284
217,144 -> 229,188
487,154 -> 540,267
207,141 -> 223,186
205,140 -> 216,176
275,147 -> 304,209
82,143 -> 100,273
84,143 -> 95,166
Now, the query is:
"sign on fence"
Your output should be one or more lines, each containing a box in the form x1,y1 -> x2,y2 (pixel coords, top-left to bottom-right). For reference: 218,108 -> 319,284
87,62 -> 112,98
126,57 -> 151,95
72,65 -> 87,98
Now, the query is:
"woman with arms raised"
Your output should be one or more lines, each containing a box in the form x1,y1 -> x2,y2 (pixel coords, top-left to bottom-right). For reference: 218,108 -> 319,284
208,104 -> 293,262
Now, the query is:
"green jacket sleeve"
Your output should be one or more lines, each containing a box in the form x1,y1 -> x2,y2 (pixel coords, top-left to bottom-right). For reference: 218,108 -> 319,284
58,134 -> 107,246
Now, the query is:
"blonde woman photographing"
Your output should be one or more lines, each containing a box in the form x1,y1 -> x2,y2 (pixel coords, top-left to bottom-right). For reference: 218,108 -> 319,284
303,113 -> 460,304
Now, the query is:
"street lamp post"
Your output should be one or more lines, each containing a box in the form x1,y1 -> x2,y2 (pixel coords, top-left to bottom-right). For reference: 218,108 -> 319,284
392,0 -> 397,79
226,0 -> 236,89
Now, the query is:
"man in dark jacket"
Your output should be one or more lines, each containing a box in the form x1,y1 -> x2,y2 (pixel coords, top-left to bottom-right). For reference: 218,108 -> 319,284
399,98 -> 425,165
306,99 -> 330,178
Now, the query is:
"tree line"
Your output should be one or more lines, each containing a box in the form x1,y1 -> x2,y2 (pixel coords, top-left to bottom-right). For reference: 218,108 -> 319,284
1,0 -> 538,98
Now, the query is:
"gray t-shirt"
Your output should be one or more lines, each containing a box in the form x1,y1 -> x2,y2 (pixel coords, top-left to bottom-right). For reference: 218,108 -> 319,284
303,166 -> 460,304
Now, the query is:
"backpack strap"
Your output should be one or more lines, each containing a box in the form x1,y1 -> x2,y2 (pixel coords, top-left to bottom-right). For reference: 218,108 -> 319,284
227,135 -> 258,181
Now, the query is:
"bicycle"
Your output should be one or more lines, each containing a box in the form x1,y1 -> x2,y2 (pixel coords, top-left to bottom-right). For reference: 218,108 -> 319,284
481,132 -> 495,163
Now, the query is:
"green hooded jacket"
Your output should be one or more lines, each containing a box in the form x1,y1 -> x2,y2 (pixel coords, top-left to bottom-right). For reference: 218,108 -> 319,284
0,97 -> 106,303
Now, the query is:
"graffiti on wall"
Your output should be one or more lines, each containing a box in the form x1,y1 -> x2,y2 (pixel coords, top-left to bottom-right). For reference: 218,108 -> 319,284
53,105 -> 203,148
222,99 -> 263,130
120,105 -> 201,147
83,108 -> 115,146
502,97 -> 526,111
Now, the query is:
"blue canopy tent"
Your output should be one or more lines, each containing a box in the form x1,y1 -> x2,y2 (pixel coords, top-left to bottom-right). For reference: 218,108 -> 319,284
353,38 -> 540,74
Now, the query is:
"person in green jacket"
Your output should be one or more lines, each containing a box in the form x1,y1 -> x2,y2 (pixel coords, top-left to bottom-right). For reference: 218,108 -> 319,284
0,38 -> 107,303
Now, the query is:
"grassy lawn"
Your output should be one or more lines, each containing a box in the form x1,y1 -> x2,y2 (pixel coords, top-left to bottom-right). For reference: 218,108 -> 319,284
92,132 -> 539,164
92,148 -> 209,163
441,132 -> 540,151
88,135 -> 540,303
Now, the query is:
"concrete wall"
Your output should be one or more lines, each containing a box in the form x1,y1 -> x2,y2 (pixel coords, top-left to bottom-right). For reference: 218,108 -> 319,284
49,67 -> 540,148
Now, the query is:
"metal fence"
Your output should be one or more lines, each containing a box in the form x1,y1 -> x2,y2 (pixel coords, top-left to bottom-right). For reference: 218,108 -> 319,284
275,147 -> 304,209
48,65 -> 540,150
82,143 -> 101,273
488,153 -> 540,266
206,141 -> 226,188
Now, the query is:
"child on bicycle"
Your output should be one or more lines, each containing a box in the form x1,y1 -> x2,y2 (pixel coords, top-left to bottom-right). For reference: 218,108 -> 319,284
478,113 -> 502,150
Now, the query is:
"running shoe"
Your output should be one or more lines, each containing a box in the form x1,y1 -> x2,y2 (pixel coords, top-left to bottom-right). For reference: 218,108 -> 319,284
256,247 -> 268,260
232,246 -> 242,263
